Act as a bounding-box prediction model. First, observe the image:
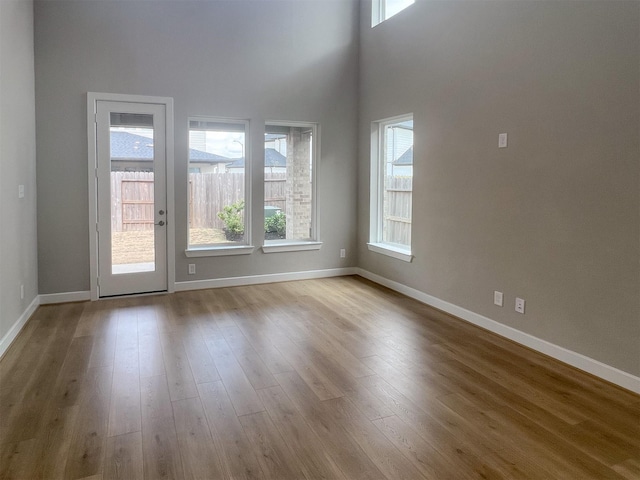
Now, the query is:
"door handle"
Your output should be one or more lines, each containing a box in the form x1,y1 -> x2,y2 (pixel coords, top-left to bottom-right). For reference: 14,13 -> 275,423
155,220 -> 165,226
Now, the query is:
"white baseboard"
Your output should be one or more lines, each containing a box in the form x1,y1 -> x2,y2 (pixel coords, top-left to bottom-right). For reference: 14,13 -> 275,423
0,296 -> 40,360
176,267 -> 357,292
356,268 -> 640,395
39,290 -> 91,304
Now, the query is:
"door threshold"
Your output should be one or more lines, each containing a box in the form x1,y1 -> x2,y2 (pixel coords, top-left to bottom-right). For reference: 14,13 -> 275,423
98,290 -> 168,300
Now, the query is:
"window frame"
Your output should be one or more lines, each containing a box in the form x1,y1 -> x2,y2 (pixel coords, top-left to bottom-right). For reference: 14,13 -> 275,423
185,116 -> 254,257
372,0 -> 415,27
261,120 -> 322,254
368,113 -> 414,263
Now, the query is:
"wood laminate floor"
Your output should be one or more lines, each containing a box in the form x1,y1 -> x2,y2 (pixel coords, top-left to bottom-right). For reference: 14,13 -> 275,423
0,276 -> 638,479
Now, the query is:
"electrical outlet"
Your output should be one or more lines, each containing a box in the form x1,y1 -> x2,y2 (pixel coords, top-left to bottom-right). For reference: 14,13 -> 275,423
18,185 -> 25,199
498,133 -> 508,148
340,248 -> 346,258
494,291 -> 503,307
188,264 -> 196,275
515,297 -> 525,314
20,284 -> 24,300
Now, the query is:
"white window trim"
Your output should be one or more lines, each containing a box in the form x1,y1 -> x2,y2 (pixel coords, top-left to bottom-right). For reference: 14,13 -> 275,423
263,120 -> 320,246
185,245 -> 255,258
367,242 -> 413,263
262,241 -> 323,254
372,0 -> 415,27
369,113 -> 414,260
186,116 -> 252,255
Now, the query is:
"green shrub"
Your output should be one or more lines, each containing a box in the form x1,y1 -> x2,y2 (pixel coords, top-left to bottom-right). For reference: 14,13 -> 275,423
217,200 -> 244,238
265,211 -> 286,237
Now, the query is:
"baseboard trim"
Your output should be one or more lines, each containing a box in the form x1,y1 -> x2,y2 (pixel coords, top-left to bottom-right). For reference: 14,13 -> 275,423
176,267 -> 357,292
0,296 -> 40,360
39,291 -> 91,305
356,268 -> 640,394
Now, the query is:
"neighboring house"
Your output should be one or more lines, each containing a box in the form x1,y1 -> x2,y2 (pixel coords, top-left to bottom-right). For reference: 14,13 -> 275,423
110,131 -> 229,173
385,121 -> 413,176
265,133 -> 287,155
392,145 -> 413,177
226,147 -> 287,173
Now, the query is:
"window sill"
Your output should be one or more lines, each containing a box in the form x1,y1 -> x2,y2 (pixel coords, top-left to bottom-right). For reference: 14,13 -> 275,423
367,242 -> 413,263
262,241 -> 323,254
185,245 -> 255,258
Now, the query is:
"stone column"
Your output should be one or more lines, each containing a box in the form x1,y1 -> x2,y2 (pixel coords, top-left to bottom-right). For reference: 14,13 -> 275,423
285,127 -> 312,240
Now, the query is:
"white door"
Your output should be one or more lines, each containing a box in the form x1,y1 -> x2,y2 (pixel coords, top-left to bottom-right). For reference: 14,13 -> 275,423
95,101 -> 168,297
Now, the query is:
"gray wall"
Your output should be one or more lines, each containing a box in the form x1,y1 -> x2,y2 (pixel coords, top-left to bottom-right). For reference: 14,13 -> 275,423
34,0 -> 359,292
358,0 -> 640,375
0,0 -> 39,342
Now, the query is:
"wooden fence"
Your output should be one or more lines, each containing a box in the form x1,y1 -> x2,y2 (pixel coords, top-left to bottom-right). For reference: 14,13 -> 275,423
111,171 -> 155,232
111,171 -> 286,232
384,176 -> 412,246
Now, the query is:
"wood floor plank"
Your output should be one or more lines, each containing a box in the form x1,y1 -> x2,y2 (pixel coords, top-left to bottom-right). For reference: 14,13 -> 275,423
272,334 -> 344,401
114,305 -> 139,352
323,396 -> 426,480
159,332 -> 199,402
357,372 -> 536,479
238,411 -> 306,480
232,345 -> 279,390
613,458 -> 640,480
0,439 -> 36,480
50,335 -> 94,409
138,332 -> 165,379
172,396 -> 225,480
205,336 -> 264,416
182,329 -> 220,385
258,385 -> 347,479
274,370 -> 386,480
108,346 -> 141,437
197,381 -> 264,480
432,341 -> 589,425
435,391 -> 576,478
232,306 -> 295,375
296,322 -> 374,378
65,366 -> 113,480
1,303 -> 83,444
140,375 -> 184,480
27,405 -> 79,479
372,414 -> 475,480
104,431 -> 144,480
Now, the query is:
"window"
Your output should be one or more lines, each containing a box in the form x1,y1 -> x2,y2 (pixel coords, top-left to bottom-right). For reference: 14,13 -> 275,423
187,118 -> 252,254
369,114 -> 413,262
372,0 -> 415,26
263,122 -> 320,253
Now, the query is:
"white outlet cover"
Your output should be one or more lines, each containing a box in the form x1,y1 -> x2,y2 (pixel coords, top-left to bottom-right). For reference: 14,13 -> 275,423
515,297 -> 525,314
498,133 -> 508,148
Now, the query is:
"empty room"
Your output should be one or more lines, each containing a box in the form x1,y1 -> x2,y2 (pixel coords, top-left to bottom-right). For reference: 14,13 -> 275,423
1,0 -> 638,478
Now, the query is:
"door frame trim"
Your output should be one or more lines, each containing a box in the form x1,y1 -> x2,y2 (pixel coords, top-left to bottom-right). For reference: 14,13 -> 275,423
87,92 -> 175,300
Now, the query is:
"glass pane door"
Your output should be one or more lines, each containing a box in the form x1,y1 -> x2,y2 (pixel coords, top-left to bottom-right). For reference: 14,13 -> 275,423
94,99 -> 167,298
109,113 -> 156,274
